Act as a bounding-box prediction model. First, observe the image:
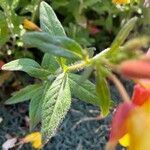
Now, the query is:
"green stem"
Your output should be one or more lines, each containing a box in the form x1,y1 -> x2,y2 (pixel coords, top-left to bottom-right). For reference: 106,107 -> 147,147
66,61 -> 87,72
66,48 -> 110,72
90,48 -> 110,64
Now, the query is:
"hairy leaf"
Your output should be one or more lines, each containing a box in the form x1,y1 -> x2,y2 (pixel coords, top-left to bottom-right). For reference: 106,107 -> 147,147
40,1 -> 66,36
5,84 -> 42,104
2,58 -> 51,79
41,73 -> 71,144
23,32 -> 83,58
69,73 -> 99,106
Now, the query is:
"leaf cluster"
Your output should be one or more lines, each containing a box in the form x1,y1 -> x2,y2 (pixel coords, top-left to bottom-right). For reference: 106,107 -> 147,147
1,1 -> 150,147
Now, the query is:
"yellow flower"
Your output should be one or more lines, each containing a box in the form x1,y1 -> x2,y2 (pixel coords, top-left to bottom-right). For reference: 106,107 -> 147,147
23,132 -> 42,149
128,108 -> 150,150
107,82 -> 150,149
107,49 -> 150,149
118,99 -> 150,149
112,0 -> 130,4
23,19 -> 41,31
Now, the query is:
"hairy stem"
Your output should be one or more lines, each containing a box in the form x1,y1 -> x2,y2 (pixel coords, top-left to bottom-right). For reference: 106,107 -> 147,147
67,48 -> 110,72
66,61 -> 87,72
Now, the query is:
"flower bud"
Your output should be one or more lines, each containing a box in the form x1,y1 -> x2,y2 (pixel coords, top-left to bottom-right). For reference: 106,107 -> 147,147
119,59 -> 150,79
23,19 -> 41,31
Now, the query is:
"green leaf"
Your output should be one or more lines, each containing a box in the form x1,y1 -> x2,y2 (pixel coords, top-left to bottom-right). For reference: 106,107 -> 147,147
2,58 -> 51,80
107,17 -> 138,56
41,73 -> 71,144
79,66 -> 93,83
32,81 -> 54,130
29,80 -> 54,130
5,84 -> 42,104
41,54 -> 59,74
40,1 -> 67,68
29,87 -> 43,130
23,32 -> 83,58
41,54 -> 59,73
40,1 -> 66,36
69,73 -> 99,106
96,68 -> 111,117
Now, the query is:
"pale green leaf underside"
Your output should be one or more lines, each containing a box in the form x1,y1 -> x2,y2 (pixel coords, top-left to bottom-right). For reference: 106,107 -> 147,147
2,58 -> 40,69
40,1 -> 66,36
41,73 -> 71,144
23,32 -> 82,58
40,1 -> 67,68
5,84 -> 42,104
2,58 -> 51,79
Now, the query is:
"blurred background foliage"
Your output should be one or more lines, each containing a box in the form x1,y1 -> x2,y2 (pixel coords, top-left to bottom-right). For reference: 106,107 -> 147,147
0,0 -> 149,57
0,0 -> 149,61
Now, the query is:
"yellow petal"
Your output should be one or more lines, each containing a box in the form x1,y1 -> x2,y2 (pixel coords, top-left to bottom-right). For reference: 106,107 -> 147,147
24,132 -> 41,142
112,0 -> 130,4
119,133 -> 130,147
141,99 -> 150,113
32,140 -> 42,149
128,108 -> 150,150
23,132 -> 42,149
